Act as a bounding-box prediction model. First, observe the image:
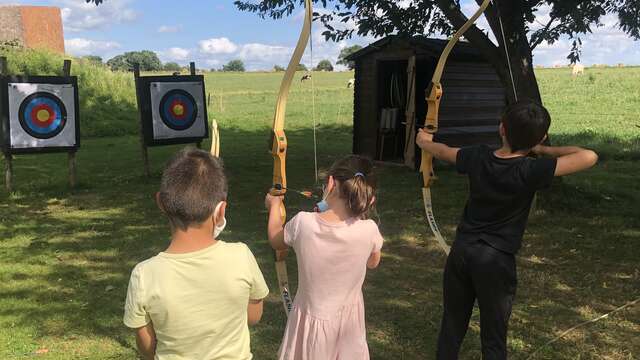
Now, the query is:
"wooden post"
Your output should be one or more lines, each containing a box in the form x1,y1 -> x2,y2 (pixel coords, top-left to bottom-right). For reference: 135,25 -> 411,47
190,62 -> 202,148
3,153 -> 12,192
63,59 -> 77,188
134,63 -> 151,178
1,56 -> 12,192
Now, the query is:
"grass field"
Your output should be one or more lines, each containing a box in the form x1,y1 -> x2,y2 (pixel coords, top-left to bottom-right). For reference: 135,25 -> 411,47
0,65 -> 639,359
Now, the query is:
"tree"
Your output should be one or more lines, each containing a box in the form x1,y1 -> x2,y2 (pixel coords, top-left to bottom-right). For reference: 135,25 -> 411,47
106,50 -> 162,72
296,63 -> 308,72
163,62 -> 182,72
337,45 -> 362,70
315,59 -> 334,72
274,65 -> 286,72
234,0 -> 640,103
222,59 -> 245,72
83,55 -> 103,64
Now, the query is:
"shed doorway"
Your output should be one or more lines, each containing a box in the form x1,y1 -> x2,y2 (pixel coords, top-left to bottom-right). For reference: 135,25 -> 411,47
376,60 -> 407,162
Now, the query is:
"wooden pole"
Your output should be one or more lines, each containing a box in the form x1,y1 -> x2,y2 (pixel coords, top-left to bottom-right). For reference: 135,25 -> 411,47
1,56 -> 12,192
63,59 -> 77,188
190,62 -> 202,148
134,63 -> 151,178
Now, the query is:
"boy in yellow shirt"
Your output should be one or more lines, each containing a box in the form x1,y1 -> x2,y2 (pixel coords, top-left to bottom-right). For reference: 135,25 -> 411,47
124,148 -> 269,360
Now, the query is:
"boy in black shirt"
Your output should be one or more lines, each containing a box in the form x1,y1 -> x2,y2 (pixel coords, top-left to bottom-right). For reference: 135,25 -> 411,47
416,101 -> 598,359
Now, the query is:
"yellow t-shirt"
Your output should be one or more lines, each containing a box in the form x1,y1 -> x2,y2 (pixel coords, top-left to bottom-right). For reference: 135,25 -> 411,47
123,241 -> 269,360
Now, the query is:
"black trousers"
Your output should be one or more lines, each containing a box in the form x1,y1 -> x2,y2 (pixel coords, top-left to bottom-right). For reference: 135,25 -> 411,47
436,240 -> 517,360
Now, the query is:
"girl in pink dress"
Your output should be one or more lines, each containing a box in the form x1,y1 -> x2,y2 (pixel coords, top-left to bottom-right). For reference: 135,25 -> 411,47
265,155 -> 383,360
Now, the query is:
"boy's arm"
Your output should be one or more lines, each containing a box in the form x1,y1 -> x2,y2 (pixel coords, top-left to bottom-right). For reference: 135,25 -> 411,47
265,194 -> 287,250
135,323 -> 156,360
416,129 -> 459,164
532,145 -> 598,176
247,299 -> 264,326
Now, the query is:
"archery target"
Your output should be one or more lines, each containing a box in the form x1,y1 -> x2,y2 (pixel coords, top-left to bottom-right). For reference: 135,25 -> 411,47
8,83 -> 77,149
19,92 -> 67,139
150,82 -> 206,140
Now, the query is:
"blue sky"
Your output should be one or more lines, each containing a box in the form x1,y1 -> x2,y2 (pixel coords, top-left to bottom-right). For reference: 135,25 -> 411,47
2,0 -> 639,70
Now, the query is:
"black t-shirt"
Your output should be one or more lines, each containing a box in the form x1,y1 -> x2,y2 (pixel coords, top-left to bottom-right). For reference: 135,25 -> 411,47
455,145 -> 557,254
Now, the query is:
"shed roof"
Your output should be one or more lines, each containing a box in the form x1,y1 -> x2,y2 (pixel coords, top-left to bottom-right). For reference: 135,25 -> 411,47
346,35 -> 483,61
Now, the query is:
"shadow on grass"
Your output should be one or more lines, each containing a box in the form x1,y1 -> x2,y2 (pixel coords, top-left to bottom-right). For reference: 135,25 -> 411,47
0,126 -> 638,359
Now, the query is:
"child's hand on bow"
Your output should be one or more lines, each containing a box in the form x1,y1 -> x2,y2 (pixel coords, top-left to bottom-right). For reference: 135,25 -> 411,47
265,193 -> 283,210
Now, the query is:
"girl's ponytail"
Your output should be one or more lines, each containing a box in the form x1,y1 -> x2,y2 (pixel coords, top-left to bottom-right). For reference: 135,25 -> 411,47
326,156 -> 376,219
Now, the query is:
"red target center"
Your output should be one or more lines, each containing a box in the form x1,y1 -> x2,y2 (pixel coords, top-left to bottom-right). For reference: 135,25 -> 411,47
30,104 -> 56,128
169,100 -> 187,120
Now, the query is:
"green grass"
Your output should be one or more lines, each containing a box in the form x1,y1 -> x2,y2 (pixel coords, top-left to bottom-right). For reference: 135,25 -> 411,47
0,64 -> 639,359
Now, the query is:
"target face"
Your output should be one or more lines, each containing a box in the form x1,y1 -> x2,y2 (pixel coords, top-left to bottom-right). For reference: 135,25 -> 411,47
18,92 -> 67,139
148,81 -> 207,142
159,89 -> 198,130
5,81 -> 78,152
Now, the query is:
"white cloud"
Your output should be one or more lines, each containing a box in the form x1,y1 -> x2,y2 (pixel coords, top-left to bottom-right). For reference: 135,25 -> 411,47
161,47 -> 191,61
64,37 -> 120,56
58,0 -> 138,32
199,37 -> 238,54
158,25 -> 182,33
238,43 -> 291,61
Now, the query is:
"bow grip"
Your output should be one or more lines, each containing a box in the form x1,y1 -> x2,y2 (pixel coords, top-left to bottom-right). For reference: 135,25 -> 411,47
425,82 -> 443,134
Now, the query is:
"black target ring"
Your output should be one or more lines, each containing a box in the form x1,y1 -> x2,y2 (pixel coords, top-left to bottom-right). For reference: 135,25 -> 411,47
159,89 -> 198,131
18,92 -> 67,139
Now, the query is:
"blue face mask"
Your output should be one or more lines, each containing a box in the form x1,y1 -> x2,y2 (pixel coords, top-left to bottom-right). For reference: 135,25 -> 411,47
315,199 -> 330,212
315,184 -> 330,212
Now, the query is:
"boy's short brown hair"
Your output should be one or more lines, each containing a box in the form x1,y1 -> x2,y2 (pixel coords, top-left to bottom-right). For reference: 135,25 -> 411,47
502,100 -> 551,152
158,148 -> 227,231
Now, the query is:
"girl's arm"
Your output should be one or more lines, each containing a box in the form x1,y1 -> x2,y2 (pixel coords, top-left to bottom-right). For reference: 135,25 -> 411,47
532,145 -> 598,176
135,323 -> 156,360
367,251 -> 381,269
265,194 -> 287,250
416,129 -> 459,164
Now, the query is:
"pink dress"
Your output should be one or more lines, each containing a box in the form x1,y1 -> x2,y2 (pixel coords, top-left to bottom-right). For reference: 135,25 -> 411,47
278,212 -> 384,360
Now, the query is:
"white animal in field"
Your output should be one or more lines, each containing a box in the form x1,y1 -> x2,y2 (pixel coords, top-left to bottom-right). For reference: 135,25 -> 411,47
301,74 -> 312,82
347,78 -> 355,88
572,64 -> 585,76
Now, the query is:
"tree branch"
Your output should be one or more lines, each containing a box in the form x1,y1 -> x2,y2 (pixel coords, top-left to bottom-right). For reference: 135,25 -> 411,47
435,0 -> 502,67
530,16 -> 558,50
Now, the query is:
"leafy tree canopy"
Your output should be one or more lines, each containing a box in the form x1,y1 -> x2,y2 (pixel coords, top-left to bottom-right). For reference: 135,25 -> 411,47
106,50 -> 161,72
337,45 -> 362,70
233,0 -> 640,63
223,59 -> 246,72
274,65 -> 286,72
315,59 -> 334,71
163,62 -> 182,72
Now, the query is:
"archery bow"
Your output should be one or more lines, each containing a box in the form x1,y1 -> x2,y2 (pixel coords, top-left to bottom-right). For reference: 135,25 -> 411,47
210,119 -> 220,157
270,0 -> 313,315
422,0 -> 492,255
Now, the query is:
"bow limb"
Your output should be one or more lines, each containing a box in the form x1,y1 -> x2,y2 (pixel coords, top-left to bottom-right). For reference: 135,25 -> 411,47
210,119 -> 220,157
421,0 -> 492,255
270,0 -> 312,316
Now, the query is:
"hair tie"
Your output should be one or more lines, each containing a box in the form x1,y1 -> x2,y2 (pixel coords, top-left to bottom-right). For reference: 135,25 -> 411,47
354,172 -> 365,178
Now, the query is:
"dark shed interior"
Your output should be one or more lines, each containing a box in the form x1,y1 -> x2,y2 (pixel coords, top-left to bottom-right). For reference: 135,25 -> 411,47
347,36 -> 506,167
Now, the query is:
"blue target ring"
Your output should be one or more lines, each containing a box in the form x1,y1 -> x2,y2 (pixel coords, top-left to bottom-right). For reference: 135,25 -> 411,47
18,92 -> 67,139
159,89 -> 198,131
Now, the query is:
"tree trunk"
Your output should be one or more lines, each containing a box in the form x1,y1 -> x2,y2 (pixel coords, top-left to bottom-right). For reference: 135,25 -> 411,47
437,0 -> 543,105
488,0 -> 542,104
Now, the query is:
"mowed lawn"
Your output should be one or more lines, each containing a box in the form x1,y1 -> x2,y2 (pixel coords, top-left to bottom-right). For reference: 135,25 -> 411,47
0,68 -> 638,359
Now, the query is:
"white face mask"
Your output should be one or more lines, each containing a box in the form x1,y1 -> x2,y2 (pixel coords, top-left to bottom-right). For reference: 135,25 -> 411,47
212,203 -> 226,238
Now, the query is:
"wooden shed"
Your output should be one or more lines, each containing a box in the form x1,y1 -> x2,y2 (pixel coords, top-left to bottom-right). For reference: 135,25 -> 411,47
346,36 -> 506,167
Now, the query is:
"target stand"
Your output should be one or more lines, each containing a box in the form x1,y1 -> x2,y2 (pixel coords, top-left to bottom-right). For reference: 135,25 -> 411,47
0,57 -> 80,191
134,62 -> 209,177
